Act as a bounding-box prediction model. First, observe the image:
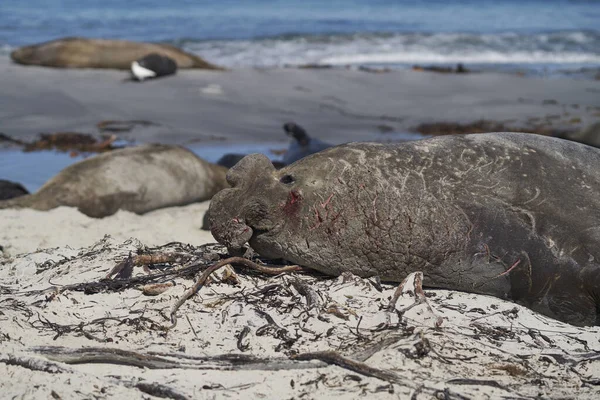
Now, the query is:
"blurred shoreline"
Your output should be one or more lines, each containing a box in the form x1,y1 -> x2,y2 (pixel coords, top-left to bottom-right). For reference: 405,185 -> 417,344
1,55 -> 598,144
2,1 -> 599,78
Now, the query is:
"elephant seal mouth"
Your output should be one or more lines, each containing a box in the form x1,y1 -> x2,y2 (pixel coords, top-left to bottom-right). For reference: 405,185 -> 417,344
210,217 -> 254,250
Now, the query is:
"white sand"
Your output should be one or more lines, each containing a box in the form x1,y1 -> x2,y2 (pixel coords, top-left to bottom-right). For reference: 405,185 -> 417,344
0,202 -> 213,257
1,235 -> 599,399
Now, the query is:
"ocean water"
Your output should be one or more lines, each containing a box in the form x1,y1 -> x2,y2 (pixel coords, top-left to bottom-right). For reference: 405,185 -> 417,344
0,0 -> 599,75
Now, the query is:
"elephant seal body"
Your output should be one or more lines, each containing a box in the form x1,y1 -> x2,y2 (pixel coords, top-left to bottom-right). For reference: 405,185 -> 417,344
0,144 -> 228,218
209,133 -> 600,326
11,37 -> 221,70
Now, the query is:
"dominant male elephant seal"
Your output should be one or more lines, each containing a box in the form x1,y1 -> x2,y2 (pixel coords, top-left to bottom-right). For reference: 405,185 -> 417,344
0,144 -> 228,218
10,37 -> 221,70
209,132 -> 600,326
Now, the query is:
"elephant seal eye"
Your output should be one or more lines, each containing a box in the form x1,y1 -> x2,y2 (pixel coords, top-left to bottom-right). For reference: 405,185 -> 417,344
280,174 -> 295,185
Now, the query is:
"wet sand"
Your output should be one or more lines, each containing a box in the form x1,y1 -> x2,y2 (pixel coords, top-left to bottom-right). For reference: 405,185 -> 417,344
1,57 -> 599,146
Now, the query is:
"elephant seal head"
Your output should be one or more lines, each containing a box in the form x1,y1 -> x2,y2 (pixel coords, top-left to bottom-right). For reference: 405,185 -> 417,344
208,153 -> 308,255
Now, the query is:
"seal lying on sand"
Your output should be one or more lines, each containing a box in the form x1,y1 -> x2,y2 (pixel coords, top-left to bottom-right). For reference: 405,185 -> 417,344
283,122 -> 332,165
11,37 -> 221,70
0,144 -> 228,218
209,133 -> 600,326
131,53 -> 177,81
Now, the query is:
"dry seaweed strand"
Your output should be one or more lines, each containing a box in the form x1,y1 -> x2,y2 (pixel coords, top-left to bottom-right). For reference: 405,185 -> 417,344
293,350 -> 416,388
106,251 -> 196,279
387,272 -> 443,328
168,257 -> 304,329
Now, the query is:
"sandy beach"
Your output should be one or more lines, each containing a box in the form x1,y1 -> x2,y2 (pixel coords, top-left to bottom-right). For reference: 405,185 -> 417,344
2,51 -> 600,398
1,57 -> 599,146
1,236 -> 600,399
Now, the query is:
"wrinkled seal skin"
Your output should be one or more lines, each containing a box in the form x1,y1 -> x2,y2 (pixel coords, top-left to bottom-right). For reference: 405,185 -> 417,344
11,37 -> 221,70
209,133 -> 600,326
0,144 -> 228,218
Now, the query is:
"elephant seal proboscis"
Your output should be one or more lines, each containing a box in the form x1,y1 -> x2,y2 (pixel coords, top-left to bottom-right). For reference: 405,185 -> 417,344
0,144 -> 228,218
10,37 -> 221,70
208,132 -> 600,326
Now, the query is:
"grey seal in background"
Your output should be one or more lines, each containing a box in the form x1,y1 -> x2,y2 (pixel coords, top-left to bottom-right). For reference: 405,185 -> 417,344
0,144 -> 228,218
11,37 -> 221,70
131,53 -> 177,81
0,180 -> 29,200
283,122 -> 332,165
209,132 -> 600,326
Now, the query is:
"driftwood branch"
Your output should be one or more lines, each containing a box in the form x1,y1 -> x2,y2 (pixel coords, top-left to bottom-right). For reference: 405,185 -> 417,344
168,257 -> 304,329
294,350 -> 416,388
30,346 -> 321,372
0,353 -> 71,374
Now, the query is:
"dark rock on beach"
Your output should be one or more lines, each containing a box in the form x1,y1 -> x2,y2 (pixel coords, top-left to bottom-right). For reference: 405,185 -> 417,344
412,63 -> 470,74
0,180 -> 29,201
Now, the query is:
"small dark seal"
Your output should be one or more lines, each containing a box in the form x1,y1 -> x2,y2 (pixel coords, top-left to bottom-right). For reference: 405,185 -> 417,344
208,133 -> 600,326
131,53 -> 178,81
283,122 -> 332,165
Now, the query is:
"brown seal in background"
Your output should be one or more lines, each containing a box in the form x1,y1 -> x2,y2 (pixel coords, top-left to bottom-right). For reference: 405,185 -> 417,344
11,37 -> 222,70
0,144 -> 228,218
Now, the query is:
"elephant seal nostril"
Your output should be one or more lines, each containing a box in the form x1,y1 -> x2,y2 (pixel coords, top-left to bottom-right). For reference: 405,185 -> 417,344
280,175 -> 295,185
